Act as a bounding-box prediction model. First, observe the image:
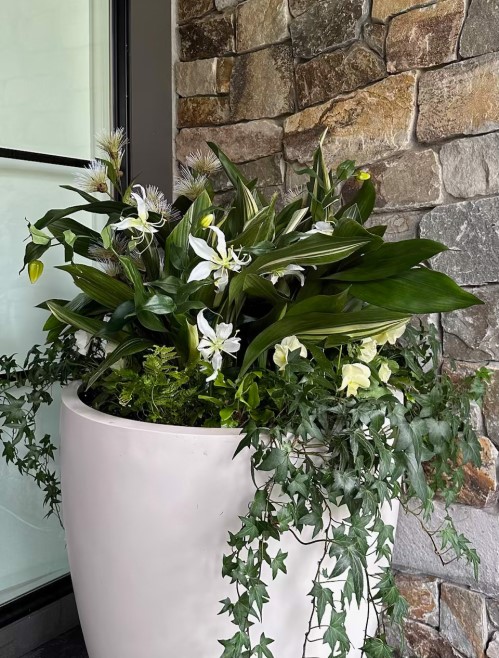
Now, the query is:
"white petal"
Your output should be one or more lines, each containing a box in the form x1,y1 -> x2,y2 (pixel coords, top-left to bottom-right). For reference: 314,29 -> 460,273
189,235 -> 218,262
222,337 -> 241,355
197,309 -> 217,341
188,260 -> 217,283
284,265 -> 305,273
112,217 -> 140,231
131,187 -> 149,222
214,268 -> 229,292
216,322 -> 234,340
209,225 -> 227,259
211,351 -> 223,372
273,345 -> 289,371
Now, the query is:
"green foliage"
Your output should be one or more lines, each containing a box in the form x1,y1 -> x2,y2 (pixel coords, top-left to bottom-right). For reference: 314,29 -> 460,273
1,130 -> 489,656
88,347 -> 210,426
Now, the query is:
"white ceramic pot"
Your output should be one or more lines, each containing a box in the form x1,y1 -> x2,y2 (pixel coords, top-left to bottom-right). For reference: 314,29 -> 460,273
60,383 -> 399,658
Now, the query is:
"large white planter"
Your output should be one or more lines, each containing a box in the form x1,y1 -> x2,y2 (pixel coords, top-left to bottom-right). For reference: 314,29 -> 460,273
61,383 -> 399,658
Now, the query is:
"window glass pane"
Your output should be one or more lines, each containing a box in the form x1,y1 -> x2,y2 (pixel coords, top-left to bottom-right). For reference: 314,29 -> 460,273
0,0 -> 111,606
0,0 -> 110,159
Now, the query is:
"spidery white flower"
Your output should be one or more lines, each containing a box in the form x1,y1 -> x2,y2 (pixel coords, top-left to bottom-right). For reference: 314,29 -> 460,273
188,226 -> 251,292
185,150 -> 221,176
174,166 -> 208,200
74,160 -> 109,194
96,127 -> 128,169
133,185 -> 175,220
264,264 -> 305,287
111,185 -> 167,251
284,185 -> 306,205
273,336 -> 307,371
196,310 -> 241,382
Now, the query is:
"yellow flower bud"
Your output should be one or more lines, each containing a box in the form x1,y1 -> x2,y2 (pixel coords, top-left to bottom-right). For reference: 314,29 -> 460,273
200,213 -> 215,228
356,170 -> 371,181
28,260 -> 44,284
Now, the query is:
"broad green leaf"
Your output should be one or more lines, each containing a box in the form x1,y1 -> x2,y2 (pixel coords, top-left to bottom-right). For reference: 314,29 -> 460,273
350,268 -> 483,313
207,143 -> 251,189
240,307 -> 409,374
247,235 -> 370,274
165,190 -> 212,268
86,337 -> 154,389
287,292 -> 349,316
57,264 -> 134,307
34,200 -> 125,230
339,179 -> 376,224
22,241 -> 50,270
329,239 -> 448,281
46,301 -> 112,336
140,294 -> 176,315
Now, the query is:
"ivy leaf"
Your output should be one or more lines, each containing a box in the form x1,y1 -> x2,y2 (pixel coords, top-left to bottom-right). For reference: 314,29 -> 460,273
254,634 -> 274,658
259,447 -> 287,471
363,637 -> 394,658
309,582 -> 334,625
219,631 -> 250,658
271,549 -> 288,579
250,489 -> 268,519
323,611 -> 350,653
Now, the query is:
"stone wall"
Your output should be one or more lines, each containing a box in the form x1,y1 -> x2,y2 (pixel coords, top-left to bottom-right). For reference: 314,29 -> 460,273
174,0 -> 499,655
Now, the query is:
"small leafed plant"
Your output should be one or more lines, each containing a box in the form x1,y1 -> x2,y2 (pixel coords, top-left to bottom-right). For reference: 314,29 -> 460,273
0,129 -> 489,657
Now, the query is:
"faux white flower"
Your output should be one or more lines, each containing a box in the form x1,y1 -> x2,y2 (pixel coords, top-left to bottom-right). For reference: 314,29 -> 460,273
185,150 -> 221,176
339,363 -> 371,397
264,264 -> 305,287
372,323 -> 408,346
74,160 -> 109,194
174,166 -> 208,200
273,336 -> 307,371
308,221 -> 334,236
96,127 -> 127,169
111,185 -> 167,249
74,330 -> 92,355
188,226 -> 251,292
378,362 -> 392,384
196,310 -> 241,382
358,338 -> 377,364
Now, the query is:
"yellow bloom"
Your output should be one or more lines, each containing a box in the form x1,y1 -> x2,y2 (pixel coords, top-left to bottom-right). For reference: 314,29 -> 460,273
356,170 -> 371,181
372,323 -> 408,346
358,338 -> 377,363
200,213 -> 215,228
273,336 -> 307,371
378,362 -> 392,384
339,363 -> 371,397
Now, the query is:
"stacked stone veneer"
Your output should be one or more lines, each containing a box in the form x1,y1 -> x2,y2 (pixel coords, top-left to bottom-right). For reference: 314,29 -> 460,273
175,0 -> 499,654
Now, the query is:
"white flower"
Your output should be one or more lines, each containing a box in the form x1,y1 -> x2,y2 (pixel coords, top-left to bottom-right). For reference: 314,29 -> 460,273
273,336 -> 307,371
111,185 -> 167,250
308,221 -> 334,236
284,185 -> 306,205
96,127 -> 127,169
74,160 -> 109,194
378,362 -> 392,384
264,264 -> 305,286
185,150 -> 221,176
188,226 -> 251,292
372,323 -> 408,346
339,363 -> 371,397
197,310 -> 241,382
142,185 -> 174,219
74,330 -> 92,355
174,166 -> 208,200
358,338 -> 377,364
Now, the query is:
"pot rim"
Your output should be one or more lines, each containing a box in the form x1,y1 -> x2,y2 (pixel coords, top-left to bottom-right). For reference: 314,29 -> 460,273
61,381 -> 241,437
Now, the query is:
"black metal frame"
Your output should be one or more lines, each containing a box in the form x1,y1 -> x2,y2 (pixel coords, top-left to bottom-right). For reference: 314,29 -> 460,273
0,0 -> 130,629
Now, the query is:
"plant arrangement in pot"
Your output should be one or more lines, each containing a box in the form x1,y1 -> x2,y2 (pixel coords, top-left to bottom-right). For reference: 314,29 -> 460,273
0,129 -> 489,658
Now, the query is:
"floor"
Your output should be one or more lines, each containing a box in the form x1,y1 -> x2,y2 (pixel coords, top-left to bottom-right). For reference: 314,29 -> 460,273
21,628 -> 87,658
